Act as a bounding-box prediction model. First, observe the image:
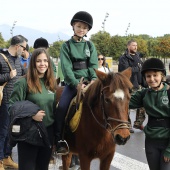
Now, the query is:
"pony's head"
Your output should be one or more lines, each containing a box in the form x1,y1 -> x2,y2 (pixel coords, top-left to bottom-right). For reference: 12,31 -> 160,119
85,68 -> 133,145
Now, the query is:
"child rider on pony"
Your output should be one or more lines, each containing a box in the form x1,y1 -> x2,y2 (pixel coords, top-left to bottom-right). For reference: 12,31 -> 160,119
55,11 -> 98,155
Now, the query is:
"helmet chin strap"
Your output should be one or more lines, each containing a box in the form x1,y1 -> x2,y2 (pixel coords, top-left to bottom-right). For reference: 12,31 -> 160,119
156,82 -> 162,89
73,34 -> 87,41
155,76 -> 164,89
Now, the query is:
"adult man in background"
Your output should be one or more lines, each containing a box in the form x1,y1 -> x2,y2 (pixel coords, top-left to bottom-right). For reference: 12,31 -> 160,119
118,39 -> 145,133
20,44 -> 31,68
0,35 -> 27,170
33,37 -> 57,77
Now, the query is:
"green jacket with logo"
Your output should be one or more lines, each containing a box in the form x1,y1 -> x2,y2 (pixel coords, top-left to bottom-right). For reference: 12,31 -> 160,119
60,38 -> 98,87
9,77 -> 56,127
129,83 -> 170,158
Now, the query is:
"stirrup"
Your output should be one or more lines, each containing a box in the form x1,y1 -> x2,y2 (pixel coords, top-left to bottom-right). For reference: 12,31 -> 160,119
57,140 -> 69,155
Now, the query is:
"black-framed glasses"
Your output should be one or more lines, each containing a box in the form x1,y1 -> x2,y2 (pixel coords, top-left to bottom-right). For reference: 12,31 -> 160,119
98,58 -> 104,61
19,45 -> 26,51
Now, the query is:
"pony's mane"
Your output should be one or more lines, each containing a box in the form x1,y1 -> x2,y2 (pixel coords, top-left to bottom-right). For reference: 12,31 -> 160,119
84,72 -> 133,106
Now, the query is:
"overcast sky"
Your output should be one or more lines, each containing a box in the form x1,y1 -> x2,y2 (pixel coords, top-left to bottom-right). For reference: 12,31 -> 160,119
1,0 -> 170,38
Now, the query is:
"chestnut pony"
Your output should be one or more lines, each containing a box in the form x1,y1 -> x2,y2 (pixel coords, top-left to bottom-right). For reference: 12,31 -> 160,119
56,68 -> 133,170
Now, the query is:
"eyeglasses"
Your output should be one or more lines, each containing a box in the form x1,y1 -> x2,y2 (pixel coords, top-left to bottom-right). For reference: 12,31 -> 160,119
98,58 -> 104,61
19,45 -> 26,51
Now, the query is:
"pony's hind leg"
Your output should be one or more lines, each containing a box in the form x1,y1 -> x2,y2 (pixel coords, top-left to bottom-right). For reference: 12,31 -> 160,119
62,153 -> 72,170
100,152 -> 114,170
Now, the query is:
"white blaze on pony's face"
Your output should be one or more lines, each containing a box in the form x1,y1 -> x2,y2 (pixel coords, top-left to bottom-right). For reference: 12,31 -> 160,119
113,89 -> 125,100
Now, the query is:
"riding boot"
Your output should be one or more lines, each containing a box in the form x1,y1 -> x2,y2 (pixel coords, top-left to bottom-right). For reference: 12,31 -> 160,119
55,85 -> 77,155
54,121 -> 69,155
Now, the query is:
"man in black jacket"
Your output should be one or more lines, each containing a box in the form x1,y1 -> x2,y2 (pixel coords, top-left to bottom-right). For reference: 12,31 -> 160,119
0,35 -> 27,170
118,39 -> 145,133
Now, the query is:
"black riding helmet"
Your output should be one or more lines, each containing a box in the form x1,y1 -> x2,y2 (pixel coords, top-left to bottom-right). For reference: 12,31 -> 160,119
33,37 -> 49,49
141,58 -> 166,76
70,11 -> 93,30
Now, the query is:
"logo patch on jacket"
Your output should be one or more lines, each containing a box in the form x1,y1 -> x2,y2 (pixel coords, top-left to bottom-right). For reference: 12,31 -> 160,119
161,96 -> 169,105
85,49 -> 90,57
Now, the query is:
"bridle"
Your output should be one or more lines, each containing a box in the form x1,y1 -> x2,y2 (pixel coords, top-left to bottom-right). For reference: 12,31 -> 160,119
88,86 -> 129,135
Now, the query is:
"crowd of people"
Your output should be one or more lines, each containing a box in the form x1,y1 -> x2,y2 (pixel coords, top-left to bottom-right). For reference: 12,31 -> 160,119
0,10 -> 170,170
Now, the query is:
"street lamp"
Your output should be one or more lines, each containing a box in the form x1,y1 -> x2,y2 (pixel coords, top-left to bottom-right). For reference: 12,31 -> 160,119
101,12 -> 109,32
125,23 -> 130,36
10,21 -> 17,38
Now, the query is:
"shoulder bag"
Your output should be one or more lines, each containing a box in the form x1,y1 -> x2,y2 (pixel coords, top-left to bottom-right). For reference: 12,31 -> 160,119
0,53 -> 13,105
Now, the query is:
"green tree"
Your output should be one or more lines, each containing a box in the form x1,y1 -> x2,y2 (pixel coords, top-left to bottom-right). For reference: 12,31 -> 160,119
48,40 -> 65,58
109,35 -> 126,60
0,33 -> 6,48
135,38 -> 148,58
90,31 -> 111,56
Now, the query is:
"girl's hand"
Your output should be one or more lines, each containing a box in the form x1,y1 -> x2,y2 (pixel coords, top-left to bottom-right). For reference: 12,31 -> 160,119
164,156 -> 170,162
32,110 -> 45,122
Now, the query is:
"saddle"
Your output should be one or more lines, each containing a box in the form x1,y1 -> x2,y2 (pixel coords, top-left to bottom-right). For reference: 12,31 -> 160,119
65,78 -> 90,132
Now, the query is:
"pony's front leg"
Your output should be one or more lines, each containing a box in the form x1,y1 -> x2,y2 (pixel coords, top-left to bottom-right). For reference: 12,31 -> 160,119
79,154 -> 91,170
62,153 -> 72,170
100,152 -> 114,170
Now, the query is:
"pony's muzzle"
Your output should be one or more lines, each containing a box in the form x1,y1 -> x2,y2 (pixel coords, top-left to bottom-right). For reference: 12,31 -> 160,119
114,134 -> 130,145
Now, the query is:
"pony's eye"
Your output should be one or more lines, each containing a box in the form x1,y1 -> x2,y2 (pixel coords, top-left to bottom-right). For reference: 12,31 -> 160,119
104,98 -> 110,103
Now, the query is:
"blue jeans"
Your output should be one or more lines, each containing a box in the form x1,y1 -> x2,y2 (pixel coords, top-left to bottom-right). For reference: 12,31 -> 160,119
55,85 -> 77,142
0,103 -> 12,160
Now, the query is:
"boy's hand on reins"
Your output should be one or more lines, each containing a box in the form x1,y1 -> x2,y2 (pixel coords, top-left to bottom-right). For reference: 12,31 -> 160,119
32,110 -> 45,122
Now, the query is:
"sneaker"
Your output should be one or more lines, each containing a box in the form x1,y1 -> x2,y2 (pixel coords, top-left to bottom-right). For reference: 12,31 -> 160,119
128,123 -> 134,133
3,156 -> 18,169
56,140 -> 69,155
129,128 -> 134,133
0,160 -> 4,170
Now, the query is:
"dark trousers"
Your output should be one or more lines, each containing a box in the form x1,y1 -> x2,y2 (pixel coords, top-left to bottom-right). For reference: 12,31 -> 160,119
55,85 -> 77,142
145,137 -> 170,170
0,103 -> 12,160
17,125 -> 54,170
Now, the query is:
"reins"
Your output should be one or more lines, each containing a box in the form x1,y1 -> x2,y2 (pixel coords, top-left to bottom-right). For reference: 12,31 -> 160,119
88,85 -> 129,135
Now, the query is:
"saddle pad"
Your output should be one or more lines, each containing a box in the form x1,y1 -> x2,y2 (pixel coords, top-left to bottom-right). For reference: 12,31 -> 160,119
69,102 -> 83,132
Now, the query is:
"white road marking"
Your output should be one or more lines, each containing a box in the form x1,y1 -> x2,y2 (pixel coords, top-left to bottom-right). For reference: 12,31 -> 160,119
49,152 -> 149,170
111,152 -> 149,170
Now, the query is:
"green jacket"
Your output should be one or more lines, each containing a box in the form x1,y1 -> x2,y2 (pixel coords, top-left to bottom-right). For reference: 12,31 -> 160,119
60,38 -> 98,87
9,77 -> 56,127
129,83 -> 170,158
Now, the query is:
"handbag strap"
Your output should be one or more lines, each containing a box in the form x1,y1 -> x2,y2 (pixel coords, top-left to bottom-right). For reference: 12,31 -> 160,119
0,53 -> 13,71
0,53 -> 13,87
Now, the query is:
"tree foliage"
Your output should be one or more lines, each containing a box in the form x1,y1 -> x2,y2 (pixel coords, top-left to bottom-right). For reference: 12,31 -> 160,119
1,32 -> 170,61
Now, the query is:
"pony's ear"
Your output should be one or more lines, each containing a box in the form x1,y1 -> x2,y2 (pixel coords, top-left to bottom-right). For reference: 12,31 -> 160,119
95,69 -> 107,81
121,67 -> 132,79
